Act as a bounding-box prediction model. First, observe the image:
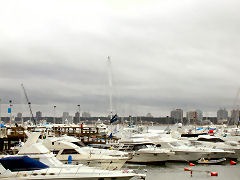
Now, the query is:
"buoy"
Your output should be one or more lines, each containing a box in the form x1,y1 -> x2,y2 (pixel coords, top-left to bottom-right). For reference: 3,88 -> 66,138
230,160 -> 237,165
211,172 -> 218,176
189,162 -> 195,166
184,168 -> 191,171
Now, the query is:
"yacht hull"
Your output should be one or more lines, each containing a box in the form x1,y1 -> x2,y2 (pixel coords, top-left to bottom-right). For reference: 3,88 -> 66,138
61,159 -> 127,170
127,152 -> 169,163
168,151 -> 205,161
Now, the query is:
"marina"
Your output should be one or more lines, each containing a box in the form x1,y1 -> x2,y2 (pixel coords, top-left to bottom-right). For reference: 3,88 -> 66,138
1,0 -> 240,179
0,123 -> 239,179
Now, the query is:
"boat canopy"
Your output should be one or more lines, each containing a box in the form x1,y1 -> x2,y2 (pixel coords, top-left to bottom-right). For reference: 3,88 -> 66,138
0,156 -> 49,171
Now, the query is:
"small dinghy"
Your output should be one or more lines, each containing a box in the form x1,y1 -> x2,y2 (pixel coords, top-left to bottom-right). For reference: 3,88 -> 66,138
197,158 -> 226,165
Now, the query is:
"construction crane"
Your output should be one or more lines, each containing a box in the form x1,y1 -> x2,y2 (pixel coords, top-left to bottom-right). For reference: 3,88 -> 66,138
21,83 -> 36,125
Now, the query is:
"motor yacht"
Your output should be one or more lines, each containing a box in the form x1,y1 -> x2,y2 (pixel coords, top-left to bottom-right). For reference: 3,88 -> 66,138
0,132 -> 145,180
42,137 -> 129,170
190,135 -> 240,159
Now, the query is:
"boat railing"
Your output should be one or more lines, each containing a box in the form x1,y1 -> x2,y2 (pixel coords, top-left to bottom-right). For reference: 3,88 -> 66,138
13,166 -> 118,177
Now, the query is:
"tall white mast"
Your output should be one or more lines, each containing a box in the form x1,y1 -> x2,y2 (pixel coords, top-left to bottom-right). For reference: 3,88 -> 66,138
107,56 -> 113,118
0,98 -> 1,124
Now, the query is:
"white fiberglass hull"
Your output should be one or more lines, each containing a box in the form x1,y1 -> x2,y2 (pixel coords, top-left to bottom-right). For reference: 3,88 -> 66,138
0,167 -> 145,180
202,151 -> 235,159
128,152 -> 170,163
61,159 -> 127,170
168,151 -> 206,162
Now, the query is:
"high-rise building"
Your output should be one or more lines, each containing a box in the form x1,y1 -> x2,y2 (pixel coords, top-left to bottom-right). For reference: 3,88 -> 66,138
170,109 -> 183,123
62,112 -> 70,124
217,108 -> 228,122
229,109 -> 239,125
186,110 -> 203,124
146,113 -> 153,118
75,112 -> 80,118
36,111 -> 42,118
17,112 -> 22,118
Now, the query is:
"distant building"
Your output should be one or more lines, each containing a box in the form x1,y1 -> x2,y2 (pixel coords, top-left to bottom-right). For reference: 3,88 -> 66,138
186,110 -> 203,124
36,111 -> 42,119
229,109 -> 239,125
75,112 -> 80,118
82,112 -> 91,118
17,112 -> 22,118
64,115 -> 73,124
170,109 -> 183,123
146,113 -> 153,118
62,112 -> 72,124
217,108 -> 228,122
196,109 -> 203,122
62,112 -> 69,119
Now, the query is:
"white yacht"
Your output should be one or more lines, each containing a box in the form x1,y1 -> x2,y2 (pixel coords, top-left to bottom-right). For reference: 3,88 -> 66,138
0,132 -> 145,180
152,137 -> 233,161
0,156 -> 143,180
190,135 -> 240,159
42,137 -> 129,170
122,143 -> 173,164
95,119 -> 109,135
110,134 -> 173,164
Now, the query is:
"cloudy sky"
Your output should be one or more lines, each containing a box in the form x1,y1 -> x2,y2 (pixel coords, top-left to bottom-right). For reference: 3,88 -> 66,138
0,0 -> 240,117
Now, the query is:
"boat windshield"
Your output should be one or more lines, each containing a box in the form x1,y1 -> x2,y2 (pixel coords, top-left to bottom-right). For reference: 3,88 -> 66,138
133,144 -> 153,151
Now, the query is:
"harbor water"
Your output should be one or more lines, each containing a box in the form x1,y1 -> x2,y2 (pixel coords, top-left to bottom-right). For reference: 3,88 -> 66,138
137,125 -> 240,180
144,162 -> 240,180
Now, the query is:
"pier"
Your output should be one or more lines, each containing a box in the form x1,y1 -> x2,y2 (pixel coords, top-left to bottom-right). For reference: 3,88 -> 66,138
0,126 -> 118,153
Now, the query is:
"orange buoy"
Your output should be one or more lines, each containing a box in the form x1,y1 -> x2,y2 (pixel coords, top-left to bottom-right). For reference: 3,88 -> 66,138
230,160 -> 237,165
211,172 -> 218,176
189,162 -> 195,166
184,168 -> 191,171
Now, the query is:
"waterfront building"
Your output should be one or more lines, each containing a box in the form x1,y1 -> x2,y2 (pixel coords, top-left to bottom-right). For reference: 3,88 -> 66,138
146,113 -> 153,118
17,112 -> 22,118
36,111 -> 42,119
170,109 -> 183,123
229,109 -> 239,125
75,112 -> 80,118
186,110 -> 203,124
62,112 -> 69,120
217,108 -> 228,122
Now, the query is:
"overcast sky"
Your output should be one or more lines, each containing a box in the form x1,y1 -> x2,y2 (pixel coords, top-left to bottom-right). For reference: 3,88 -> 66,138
0,0 -> 240,117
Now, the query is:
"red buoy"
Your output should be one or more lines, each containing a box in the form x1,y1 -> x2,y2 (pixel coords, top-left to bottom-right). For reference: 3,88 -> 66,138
230,160 -> 237,165
184,168 -> 191,171
211,172 -> 218,176
189,162 -> 195,166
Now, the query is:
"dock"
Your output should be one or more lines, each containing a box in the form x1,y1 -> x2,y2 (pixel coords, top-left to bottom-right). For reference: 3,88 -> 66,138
0,126 -> 118,153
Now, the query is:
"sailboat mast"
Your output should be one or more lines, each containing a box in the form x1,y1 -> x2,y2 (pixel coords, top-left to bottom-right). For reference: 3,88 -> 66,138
107,56 -> 113,118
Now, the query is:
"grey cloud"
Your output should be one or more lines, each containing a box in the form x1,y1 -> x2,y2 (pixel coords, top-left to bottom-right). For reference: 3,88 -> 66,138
0,0 -> 240,117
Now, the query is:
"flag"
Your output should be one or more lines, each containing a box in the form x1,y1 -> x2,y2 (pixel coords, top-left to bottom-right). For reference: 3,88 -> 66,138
110,114 -> 118,124
109,133 -> 113,138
